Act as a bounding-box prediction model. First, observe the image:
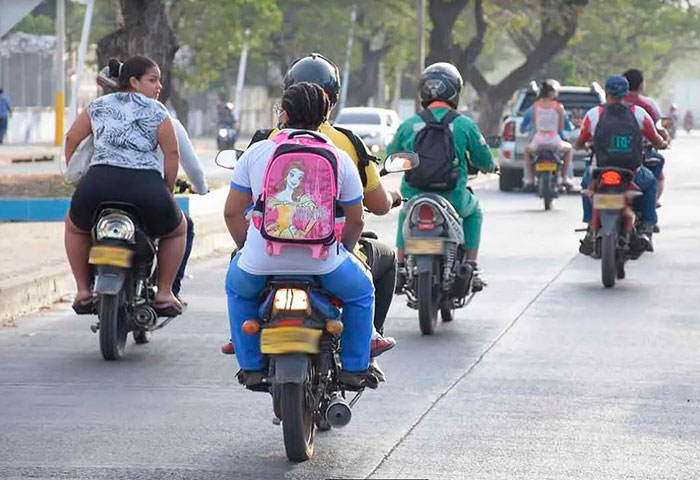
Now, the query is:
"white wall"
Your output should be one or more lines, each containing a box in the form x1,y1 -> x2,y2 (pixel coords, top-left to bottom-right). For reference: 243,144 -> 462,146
4,107 -> 60,144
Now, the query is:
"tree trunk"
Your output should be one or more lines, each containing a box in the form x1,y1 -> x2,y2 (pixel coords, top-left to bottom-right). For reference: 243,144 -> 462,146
427,0 -> 587,136
169,81 -> 189,130
96,0 -> 178,103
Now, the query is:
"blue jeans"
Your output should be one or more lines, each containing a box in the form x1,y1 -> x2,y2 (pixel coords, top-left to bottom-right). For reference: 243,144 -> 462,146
173,214 -> 194,296
225,251 -> 375,372
581,165 -> 658,224
0,116 -> 7,144
646,151 -> 665,179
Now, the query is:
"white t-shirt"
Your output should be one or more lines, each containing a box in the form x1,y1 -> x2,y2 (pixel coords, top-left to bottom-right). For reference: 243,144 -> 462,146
230,129 -> 364,276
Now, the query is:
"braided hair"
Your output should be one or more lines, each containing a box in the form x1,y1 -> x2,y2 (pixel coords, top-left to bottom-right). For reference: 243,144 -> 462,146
281,82 -> 330,130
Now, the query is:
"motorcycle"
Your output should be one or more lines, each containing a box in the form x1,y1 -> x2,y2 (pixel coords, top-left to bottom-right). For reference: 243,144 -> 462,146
214,149 -> 417,462
84,179 -> 192,360
216,124 -> 237,151
533,148 -> 563,210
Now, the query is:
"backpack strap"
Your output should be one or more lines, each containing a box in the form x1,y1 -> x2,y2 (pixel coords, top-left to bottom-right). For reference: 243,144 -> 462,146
248,128 -> 274,148
418,108 -> 437,124
333,125 -> 380,188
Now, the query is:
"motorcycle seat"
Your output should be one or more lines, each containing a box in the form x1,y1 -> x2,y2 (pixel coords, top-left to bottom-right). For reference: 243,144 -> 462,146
409,193 -> 460,220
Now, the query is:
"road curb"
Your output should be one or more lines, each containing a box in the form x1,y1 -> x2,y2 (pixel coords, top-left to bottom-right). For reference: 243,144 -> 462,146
0,213 -> 233,325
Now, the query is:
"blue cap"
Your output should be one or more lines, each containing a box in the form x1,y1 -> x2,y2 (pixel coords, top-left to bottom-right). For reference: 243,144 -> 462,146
605,75 -> 629,98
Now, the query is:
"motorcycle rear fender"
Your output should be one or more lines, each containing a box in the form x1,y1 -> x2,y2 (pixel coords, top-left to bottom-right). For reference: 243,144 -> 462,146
94,265 -> 127,295
273,353 -> 309,384
599,210 -> 620,237
414,255 -> 436,274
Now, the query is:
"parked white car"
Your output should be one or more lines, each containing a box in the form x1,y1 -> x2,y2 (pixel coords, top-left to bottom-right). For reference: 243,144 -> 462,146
333,107 -> 400,153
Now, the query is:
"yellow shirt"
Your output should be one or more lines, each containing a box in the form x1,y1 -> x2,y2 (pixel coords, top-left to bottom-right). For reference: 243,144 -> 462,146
269,122 -> 381,193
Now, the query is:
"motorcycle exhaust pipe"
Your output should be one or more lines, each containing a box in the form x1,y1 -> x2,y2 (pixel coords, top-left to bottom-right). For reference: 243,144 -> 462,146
133,305 -> 156,329
325,394 -> 352,428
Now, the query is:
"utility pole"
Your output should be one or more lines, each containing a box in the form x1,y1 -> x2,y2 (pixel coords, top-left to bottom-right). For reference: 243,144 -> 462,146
69,0 -> 94,126
415,0 -> 425,112
233,28 -> 250,122
54,0 -> 65,146
338,4 -> 357,112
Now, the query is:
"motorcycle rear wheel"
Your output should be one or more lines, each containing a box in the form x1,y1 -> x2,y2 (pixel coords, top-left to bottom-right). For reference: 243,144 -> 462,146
541,172 -> 553,210
98,293 -> 127,360
281,381 -> 315,462
418,270 -> 438,335
601,234 -> 617,288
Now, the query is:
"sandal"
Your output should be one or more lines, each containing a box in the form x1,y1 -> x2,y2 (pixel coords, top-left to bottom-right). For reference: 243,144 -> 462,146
152,300 -> 183,318
72,296 -> 96,315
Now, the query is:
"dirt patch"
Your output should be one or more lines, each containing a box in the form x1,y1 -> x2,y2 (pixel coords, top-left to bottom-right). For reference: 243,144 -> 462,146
0,174 -> 75,198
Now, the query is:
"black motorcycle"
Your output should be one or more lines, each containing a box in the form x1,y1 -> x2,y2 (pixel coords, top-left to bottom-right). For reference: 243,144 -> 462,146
400,194 -> 476,334
533,148 -> 563,210
85,179 -> 191,359
216,124 -> 237,150
214,149 -> 417,461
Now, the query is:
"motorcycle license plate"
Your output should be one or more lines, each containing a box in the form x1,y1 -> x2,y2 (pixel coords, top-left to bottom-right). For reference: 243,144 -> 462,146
88,246 -> 132,268
535,162 -> 557,172
405,238 -> 444,255
260,327 -> 322,354
594,194 -> 625,210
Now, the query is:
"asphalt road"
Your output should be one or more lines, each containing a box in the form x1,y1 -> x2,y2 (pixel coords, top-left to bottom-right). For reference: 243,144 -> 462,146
1,137 -> 699,479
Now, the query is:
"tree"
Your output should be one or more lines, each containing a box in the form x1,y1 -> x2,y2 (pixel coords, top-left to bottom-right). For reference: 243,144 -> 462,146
551,0 -> 700,96
427,0 -> 589,135
96,0 -> 178,103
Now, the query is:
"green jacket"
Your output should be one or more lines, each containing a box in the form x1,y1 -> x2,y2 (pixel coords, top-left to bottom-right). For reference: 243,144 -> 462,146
386,107 -> 495,212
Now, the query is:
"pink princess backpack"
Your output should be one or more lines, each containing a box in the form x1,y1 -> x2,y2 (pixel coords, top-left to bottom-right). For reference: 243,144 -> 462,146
251,130 -> 344,260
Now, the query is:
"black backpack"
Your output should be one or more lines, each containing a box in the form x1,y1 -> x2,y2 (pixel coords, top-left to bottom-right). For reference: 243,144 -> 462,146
405,109 -> 460,191
593,103 -> 643,170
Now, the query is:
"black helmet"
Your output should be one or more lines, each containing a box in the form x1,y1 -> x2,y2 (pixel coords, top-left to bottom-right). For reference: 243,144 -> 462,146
419,62 -> 463,108
283,53 -> 341,106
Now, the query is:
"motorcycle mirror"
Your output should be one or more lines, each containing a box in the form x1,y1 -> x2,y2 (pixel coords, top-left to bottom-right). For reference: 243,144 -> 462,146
485,135 -> 503,148
215,149 -> 243,170
384,152 -> 419,173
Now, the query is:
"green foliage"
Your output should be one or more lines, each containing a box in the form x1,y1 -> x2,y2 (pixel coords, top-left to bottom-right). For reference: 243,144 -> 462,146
11,13 -> 54,36
173,0 -> 281,92
552,0 -> 700,93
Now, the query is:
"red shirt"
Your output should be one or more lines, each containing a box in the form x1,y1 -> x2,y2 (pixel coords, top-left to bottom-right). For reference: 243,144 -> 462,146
623,93 -> 659,122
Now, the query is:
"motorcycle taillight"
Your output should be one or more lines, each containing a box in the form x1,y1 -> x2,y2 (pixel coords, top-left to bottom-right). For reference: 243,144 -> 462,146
601,171 -> 622,186
502,120 -> 515,142
417,204 -> 436,230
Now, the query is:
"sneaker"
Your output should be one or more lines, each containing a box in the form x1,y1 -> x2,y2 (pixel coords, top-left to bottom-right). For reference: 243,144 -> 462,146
371,334 -> 396,357
579,229 -> 595,256
521,183 -> 536,193
466,261 -> 487,292
221,341 -> 235,355
337,369 -> 379,390
653,224 -> 660,233
368,358 -> 386,383
235,369 -> 265,387
638,223 -> 655,252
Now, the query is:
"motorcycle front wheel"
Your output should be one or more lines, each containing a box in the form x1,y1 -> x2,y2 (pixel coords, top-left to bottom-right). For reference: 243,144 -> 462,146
418,269 -> 439,335
98,292 -> 127,360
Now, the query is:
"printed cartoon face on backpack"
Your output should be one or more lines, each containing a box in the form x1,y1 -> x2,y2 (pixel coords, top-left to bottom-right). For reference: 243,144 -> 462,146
264,159 -> 333,239
251,131 -> 342,259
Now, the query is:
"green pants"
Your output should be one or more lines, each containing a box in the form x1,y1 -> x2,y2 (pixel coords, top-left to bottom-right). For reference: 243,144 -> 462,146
396,189 -> 483,251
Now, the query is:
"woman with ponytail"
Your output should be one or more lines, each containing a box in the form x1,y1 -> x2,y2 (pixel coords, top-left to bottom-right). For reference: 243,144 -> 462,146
63,55 -> 186,316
